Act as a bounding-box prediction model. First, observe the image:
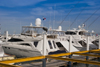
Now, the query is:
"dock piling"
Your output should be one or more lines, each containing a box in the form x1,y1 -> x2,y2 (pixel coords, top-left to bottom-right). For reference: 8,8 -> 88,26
86,36 -> 89,60
86,36 -> 89,66
67,36 -> 72,67
98,35 -> 100,60
42,58 -> 46,67
86,36 -> 89,51
86,36 -> 89,58
99,35 -> 100,49
42,34 -> 47,67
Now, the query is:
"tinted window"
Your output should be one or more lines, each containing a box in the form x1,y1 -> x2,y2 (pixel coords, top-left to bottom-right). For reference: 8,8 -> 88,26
56,42 -> 63,47
79,32 -> 84,35
8,38 -> 23,42
53,41 -> 56,48
34,41 -> 38,47
78,41 -> 86,47
48,41 -> 53,49
65,31 -> 76,35
19,43 -> 30,46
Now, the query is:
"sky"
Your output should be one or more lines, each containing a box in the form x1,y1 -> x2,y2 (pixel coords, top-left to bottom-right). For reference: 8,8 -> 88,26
0,0 -> 100,34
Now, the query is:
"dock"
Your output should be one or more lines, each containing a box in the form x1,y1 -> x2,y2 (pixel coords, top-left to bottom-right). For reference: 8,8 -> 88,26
19,55 -> 98,67
0,49 -> 100,67
20,60 -> 67,67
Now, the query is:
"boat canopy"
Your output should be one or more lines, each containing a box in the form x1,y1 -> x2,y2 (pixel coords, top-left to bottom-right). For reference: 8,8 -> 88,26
21,26 -> 47,36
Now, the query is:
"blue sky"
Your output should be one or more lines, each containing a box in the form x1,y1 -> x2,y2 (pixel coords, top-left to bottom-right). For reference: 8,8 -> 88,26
0,0 -> 100,34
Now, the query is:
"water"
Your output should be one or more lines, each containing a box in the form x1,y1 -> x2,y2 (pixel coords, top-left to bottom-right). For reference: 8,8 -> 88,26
73,63 -> 99,67
72,59 -> 100,67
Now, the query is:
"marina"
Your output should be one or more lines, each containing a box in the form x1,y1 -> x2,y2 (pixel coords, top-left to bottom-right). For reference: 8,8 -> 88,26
0,0 -> 100,67
0,18 -> 100,67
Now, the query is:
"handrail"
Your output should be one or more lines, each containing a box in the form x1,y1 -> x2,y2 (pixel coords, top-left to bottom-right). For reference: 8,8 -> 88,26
0,49 -> 100,67
0,56 -> 45,64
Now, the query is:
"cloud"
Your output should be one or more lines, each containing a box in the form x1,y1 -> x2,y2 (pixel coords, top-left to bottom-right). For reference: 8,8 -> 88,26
43,1 -> 80,7
0,0 -> 100,34
0,11 -> 21,17
31,7 -> 54,16
43,0 -> 99,8
0,15 -> 36,34
0,0 -> 45,7
31,7 -> 66,16
80,0 -> 99,6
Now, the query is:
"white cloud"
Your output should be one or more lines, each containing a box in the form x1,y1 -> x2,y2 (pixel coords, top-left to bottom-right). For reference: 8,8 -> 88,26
31,7 -> 53,15
0,0 -> 45,7
0,11 -> 21,16
80,0 -> 98,6
31,7 -> 66,16
43,1 -> 78,7
0,0 -> 100,33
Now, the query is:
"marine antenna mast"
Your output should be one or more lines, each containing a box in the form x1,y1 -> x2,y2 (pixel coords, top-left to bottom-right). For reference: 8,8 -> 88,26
58,1 -> 80,27
82,7 -> 100,25
88,15 -> 100,28
68,5 -> 87,29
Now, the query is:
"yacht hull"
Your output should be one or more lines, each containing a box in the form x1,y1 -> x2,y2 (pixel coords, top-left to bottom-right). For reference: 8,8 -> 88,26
2,45 -> 42,57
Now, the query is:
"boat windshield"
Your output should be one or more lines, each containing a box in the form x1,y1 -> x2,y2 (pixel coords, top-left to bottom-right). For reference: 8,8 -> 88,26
79,32 -> 84,35
19,43 -> 30,46
48,31 -> 65,36
79,31 -> 88,35
21,26 -> 47,36
65,31 -> 76,35
8,38 -> 23,42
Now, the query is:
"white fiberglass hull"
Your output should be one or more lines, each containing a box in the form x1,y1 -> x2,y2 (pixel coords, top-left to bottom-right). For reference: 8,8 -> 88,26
2,44 -> 42,57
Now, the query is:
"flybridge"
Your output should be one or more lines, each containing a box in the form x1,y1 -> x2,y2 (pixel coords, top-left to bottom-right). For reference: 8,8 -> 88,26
21,26 -> 47,36
21,18 -> 48,36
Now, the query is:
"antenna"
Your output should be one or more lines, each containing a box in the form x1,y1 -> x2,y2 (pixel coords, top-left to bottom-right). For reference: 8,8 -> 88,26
68,5 -> 87,29
20,21 -> 21,34
49,10 -> 51,28
82,7 -> 100,24
53,4 -> 56,29
88,15 -> 100,28
61,13 -> 62,23
58,1 -> 80,26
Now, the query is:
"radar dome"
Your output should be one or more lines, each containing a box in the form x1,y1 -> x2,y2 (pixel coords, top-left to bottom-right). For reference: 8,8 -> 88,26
58,26 -> 62,31
35,18 -> 41,27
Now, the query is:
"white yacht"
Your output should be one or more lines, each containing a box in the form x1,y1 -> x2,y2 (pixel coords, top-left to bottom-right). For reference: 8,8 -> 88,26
2,18 -> 80,57
2,18 -> 59,57
48,26 -> 79,52
92,35 -> 100,47
65,25 -> 97,49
